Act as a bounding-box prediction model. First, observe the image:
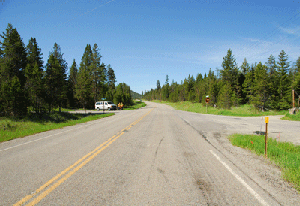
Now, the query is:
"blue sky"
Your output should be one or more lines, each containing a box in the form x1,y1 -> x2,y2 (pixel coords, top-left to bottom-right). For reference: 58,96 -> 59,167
1,0 -> 300,94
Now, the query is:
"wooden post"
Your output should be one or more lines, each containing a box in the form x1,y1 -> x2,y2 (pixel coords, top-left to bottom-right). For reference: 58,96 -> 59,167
265,117 -> 269,158
292,89 -> 295,108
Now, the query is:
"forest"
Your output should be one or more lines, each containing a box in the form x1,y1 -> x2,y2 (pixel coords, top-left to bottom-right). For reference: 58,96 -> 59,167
144,48 -> 300,111
0,23 -> 134,117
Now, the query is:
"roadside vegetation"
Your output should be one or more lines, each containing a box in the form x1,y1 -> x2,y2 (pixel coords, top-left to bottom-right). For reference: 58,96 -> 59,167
0,112 -> 114,143
229,134 -> 300,192
281,111 -> 300,121
124,100 -> 146,110
154,100 -> 287,117
144,49 -> 300,118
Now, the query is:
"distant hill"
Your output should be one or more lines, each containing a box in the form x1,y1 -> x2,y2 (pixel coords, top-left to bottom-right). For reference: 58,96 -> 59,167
130,90 -> 142,99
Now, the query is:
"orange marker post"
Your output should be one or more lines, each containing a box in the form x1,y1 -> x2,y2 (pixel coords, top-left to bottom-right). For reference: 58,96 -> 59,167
265,117 -> 269,158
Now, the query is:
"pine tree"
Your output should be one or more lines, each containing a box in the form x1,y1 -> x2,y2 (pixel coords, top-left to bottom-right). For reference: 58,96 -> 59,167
44,43 -> 67,112
25,37 -> 44,113
91,43 -> 106,103
265,55 -> 278,109
0,23 -> 27,116
220,49 -> 239,107
106,64 -> 116,101
107,64 -> 116,90
243,63 -> 255,104
249,62 -> 269,110
277,50 -> 291,109
75,66 -> 91,109
162,74 -> 170,100
76,44 -> 93,108
217,82 -> 232,109
113,83 -> 133,106
239,58 -> 250,104
67,59 -> 78,108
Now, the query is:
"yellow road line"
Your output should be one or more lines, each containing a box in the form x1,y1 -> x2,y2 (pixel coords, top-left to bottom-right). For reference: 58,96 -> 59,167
14,109 -> 153,206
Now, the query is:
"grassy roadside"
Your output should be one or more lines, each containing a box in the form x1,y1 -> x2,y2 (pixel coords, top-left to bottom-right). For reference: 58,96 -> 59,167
153,100 -> 287,117
0,112 -> 114,143
124,100 -> 146,110
281,111 -> 300,121
229,134 -> 300,191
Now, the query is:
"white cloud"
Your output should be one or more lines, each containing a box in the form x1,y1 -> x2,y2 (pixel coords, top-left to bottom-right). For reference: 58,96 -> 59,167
278,25 -> 300,37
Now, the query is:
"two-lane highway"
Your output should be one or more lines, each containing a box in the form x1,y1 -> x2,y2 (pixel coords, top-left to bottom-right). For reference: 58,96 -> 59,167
1,102 -> 299,205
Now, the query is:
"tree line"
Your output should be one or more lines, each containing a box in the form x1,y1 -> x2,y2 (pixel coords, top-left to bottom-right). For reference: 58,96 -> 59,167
144,49 -> 300,111
0,23 -> 133,117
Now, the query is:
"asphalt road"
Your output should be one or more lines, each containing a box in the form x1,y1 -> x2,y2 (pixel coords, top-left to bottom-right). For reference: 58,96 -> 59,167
1,101 -> 299,205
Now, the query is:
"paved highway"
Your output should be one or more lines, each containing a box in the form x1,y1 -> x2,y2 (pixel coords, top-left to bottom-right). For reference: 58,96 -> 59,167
1,101 -> 299,205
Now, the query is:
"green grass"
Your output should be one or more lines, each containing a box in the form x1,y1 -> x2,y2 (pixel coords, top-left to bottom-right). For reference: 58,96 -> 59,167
281,111 -> 300,121
229,134 -> 300,191
0,112 -> 114,143
123,100 -> 147,110
153,100 -> 287,117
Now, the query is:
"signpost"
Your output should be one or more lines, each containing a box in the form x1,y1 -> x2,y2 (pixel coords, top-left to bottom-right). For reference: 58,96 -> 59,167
101,98 -> 106,114
205,95 -> 210,113
265,117 -> 269,158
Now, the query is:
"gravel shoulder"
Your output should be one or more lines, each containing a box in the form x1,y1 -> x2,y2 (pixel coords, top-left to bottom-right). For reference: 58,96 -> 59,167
168,102 -> 300,204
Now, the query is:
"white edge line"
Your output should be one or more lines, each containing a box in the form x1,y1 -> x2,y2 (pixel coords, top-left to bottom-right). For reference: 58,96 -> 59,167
209,150 -> 269,206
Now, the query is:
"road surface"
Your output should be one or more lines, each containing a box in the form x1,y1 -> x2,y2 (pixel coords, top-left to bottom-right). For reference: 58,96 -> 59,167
1,101 -> 299,205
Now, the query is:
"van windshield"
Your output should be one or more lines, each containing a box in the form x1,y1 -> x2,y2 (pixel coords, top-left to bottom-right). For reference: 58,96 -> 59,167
107,101 -> 113,104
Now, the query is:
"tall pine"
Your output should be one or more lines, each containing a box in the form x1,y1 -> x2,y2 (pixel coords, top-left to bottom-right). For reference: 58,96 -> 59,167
25,37 -> 44,113
277,50 -> 290,109
0,23 -> 27,116
44,43 -> 67,112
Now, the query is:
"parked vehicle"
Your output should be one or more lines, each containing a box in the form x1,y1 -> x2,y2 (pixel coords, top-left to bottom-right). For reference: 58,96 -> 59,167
95,101 -> 117,110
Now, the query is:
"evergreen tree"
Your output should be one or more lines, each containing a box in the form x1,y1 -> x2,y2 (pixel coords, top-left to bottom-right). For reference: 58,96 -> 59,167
220,49 -> 240,106
277,50 -> 291,109
106,64 -> 116,101
91,43 -> 106,103
243,63 -> 255,104
217,82 -> 232,109
44,43 -> 67,112
75,66 -> 91,109
265,55 -> 278,109
67,59 -> 78,108
107,64 -> 116,90
76,44 -> 93,108
239,58 -> 249,104
162,75 -> 170,100
250,62 -> 269,110
157,80 -> 161,90
0,23 -> 27,116
25,37 -> 44,113
296,57 -> 300,73
113,83 -> 133,106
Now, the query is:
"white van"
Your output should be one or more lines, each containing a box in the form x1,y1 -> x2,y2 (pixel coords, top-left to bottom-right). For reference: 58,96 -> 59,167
95,101 -> 117,111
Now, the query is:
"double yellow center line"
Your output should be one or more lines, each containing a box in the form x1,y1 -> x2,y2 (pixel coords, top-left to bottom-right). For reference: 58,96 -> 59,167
14,109 -> 153,206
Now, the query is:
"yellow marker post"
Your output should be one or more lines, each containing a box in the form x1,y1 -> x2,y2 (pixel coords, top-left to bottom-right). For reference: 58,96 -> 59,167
265,117 -> 269,158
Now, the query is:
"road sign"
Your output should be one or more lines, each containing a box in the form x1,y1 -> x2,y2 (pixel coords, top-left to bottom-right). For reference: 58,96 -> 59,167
205,98 -> 210,103
265,117 -> 269,123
